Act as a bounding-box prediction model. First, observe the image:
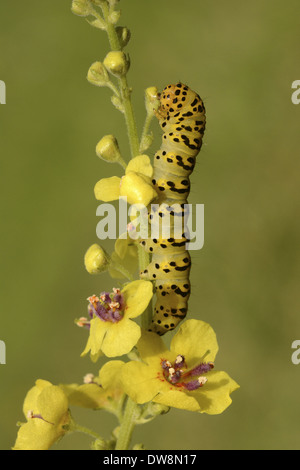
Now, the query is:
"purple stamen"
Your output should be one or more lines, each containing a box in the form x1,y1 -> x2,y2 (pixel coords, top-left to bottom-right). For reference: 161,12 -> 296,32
113,293 -> 125,310
160,355 -> 213,391
87,289 -> 125,323
183,378 -> 206,391
161,360 -> 172,370
110,309 -> 123,322
94,303 -> 110,321
189,362 -> 214,377
169,369 -> 181,384
174,355 -> 185,369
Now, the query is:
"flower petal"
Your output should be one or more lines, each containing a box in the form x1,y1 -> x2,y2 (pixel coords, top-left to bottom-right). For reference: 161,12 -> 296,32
121,361 -> 164,404
120,172 -> 157,206
192,370 -> 240,415
122,280 -> 153,319
125,155 -> 153,178
154,389 -> 200,411
170,320 -> 219,364
23,380 -> 52,417
101,319 -> 141,357
137,330 -> 169,365
98,360 -> 125,389
81,317 -> 109,358
37,385 -> 69,424
61,383 -> 108,409
94,176 -> 121,201
13,420 -> 59,450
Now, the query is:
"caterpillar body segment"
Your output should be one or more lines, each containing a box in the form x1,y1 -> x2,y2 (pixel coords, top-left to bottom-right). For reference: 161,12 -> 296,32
140,83 -> 206,335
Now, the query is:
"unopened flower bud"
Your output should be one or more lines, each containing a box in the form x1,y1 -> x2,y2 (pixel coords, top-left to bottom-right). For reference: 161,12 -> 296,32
103,51 -> 130,78
108,10 -> 121,25
71,0 -> 91,16
84,244 -> 110,274
87,61 -> 109,87
139,134 -> 153,153
145,86 -> 159,115
96,135 -> 122,163
111,95 -> 124,113
86,17 -> 106,31
116,26 -> 131,48
148,402 -> 170,416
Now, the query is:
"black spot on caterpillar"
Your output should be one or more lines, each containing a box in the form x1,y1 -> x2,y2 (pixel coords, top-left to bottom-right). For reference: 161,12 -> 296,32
140,83 -> 206,335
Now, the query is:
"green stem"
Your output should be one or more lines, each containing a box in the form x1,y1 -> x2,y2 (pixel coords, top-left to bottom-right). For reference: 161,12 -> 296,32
72,423 -> 104,441
101,2 -> 140,158
94,2 -> 154,450
117,157 -> 127,170
110,261 -> 135,281
139,111 -> 154,153
115,397 -> 139,450
119,77 -> 140,158
101,1 -> 154,329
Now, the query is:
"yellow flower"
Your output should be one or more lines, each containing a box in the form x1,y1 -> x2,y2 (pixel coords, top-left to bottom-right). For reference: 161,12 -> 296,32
121,320 -> 239,414
13,380 -> 70,450
94,154 -> 157,206
60,361 -> 125,415
81,280 -> 153,360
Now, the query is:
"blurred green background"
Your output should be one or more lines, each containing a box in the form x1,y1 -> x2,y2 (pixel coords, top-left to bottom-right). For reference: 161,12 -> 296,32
1,0 -> 300,450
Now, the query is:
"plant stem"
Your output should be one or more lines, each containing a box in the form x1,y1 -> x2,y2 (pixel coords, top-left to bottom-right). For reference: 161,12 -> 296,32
115,397 -> 138,450
139,112 -> 154,153
101,2 -> 140,159
72,423 -> 104,441
100,1 -> 153,330
96,2 -> 154,450
110,261 -> 135,281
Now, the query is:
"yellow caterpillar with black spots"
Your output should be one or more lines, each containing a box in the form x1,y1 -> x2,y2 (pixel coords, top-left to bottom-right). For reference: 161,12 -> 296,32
140,83 -> 206,335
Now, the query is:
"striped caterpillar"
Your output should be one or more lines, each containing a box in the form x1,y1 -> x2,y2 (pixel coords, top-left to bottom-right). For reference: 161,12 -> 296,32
140,83 -> 206,335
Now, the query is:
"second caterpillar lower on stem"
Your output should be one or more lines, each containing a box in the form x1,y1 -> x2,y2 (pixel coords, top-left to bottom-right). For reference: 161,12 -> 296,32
140,82 -> 206,335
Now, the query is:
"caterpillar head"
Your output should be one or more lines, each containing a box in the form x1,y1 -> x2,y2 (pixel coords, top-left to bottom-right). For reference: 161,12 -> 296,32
159,83 -> 184,116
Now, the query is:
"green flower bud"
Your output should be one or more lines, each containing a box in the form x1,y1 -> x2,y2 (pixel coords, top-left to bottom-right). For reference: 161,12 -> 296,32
84,244 -> 110,274
86,17 -> 107,30
71,0 -> 91,17
111,95 -> 124,113
90,439 -> 108,451
148,403 -> 170,416
139,133 -> 154,153
145,86 -> 159,115
87,61 -> 109,87
96,135 -> 122,163
103,51 -> 130,78
116,26 -> 131,48
108,10 -> 121,25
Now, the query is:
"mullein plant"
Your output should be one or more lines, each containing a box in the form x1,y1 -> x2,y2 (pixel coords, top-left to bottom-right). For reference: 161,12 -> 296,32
13,0 -> 239,450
